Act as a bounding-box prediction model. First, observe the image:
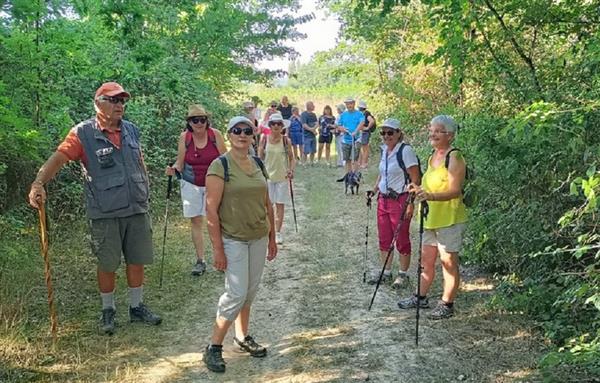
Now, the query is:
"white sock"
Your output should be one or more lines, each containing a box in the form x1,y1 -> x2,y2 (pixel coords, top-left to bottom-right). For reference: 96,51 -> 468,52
383,270 -> 391,276
398,270 -> 407,276
100,291 -> 115,310
129,286 -> 143,308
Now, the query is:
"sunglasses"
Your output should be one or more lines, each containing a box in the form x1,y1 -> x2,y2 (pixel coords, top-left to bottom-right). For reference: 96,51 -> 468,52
230,126 -> 254,136
269,121 -> 283,127
270,104 -> 277,108
98,96 -> 127,105
380,130 -> 396,136
189,116 -> 208,124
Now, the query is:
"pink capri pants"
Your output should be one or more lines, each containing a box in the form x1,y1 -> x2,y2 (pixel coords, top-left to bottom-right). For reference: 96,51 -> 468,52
377,193 -> 411,255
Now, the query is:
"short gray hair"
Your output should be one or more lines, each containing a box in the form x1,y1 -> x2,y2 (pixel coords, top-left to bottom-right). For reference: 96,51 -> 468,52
430,115 -> 458,133
336,104 -> 346,113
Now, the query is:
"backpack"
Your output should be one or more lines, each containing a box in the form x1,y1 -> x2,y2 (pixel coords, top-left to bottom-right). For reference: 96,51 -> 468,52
219,155 -> 268,182
440,148 -> 475,207
365,111 -> 377,133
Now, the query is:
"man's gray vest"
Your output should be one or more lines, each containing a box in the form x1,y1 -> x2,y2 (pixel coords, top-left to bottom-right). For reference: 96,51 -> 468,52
76,119 -> 149,219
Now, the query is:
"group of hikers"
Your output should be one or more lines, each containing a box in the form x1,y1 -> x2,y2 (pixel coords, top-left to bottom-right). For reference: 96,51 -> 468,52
27,82 -> 468,374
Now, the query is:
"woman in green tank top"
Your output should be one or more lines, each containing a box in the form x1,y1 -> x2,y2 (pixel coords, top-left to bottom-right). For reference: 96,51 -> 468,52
398,115 -> 467,320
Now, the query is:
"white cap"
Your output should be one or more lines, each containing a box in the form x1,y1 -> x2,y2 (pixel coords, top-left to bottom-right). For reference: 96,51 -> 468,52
381,118 -> 401,131
227,116 -> 254,131
268,113 -> 290,128
344,96 -> 355,103
358,101 -> 367,109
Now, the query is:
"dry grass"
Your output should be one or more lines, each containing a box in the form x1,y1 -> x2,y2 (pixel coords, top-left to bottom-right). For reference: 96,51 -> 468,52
0,163 -> 549,382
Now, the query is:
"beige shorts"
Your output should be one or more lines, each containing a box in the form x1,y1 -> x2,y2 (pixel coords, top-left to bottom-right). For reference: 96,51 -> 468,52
180,180 -> 206,218
268,180 -> 289,205
423,223 -> 466,253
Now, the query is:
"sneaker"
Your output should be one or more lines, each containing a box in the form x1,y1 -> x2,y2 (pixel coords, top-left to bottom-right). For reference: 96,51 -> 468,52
203,345 -> 226,373
275,232 -> 283,245
392,273 -> 410,289
191,260 -> 207,276
129,303 -> 162,325
428,301 -> 454,320
397,294 -> 430,309
99,308 -> 116,335
234,335 -> 267,357
367,271 -> 392,285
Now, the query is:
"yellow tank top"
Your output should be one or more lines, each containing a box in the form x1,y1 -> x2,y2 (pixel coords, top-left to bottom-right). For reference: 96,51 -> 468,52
422,155 -> 468,229
264,138 -> 287,182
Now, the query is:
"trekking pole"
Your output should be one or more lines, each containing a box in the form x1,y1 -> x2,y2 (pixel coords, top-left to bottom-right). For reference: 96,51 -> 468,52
416,200 -> 429,346
368,193 -> 413,310
159,163 -> 174,288
363,191 -> 374,283
288,177 -> 298,233
37,199 -> 58,343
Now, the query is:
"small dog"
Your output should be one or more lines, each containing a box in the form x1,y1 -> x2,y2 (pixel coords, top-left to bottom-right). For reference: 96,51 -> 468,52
337,170 -> 362,195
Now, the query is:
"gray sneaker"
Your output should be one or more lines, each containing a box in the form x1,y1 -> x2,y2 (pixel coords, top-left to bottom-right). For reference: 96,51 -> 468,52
428,301 -> 454,320
203,345 -> 226,373
392,273 -> 410,289
367,271 -> 392,285
191,260 -> 207,276
234,335 -> 267,357
397,294 -> 430,309
99,308 -> 116,335
129,303 -> 162,325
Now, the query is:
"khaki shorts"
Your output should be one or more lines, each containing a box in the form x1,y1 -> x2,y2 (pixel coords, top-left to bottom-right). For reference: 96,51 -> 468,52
423,223 -> 466,253
90,213 -> 154,272
180,179 -> 206,217
268,180 -> 289,205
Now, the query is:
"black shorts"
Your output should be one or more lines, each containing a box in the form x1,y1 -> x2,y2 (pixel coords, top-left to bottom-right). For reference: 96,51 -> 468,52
318,135 -> 333,144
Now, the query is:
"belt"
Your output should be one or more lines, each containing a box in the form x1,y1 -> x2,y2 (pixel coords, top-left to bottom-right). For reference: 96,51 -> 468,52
378,191 -> 407,200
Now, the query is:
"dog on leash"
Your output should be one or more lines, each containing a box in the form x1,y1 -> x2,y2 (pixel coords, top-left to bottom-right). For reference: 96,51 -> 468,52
336,170 -> 362,195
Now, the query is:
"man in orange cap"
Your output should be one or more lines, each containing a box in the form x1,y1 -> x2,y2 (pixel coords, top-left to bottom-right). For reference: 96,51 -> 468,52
28,82 -> 162,335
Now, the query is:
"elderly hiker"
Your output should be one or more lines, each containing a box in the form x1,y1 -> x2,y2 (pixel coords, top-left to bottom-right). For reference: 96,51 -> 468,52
288,106 -> 304,161
334,103 -> 346,167
337,97 -> 363,173
398,115 -> 467,320
203,116 -> 278,373
367,118 -> 421,288
258,113 -> 295,244
300,101 -> 318,165
28,82 -> 162,335
357,101 -> 376,169
317,105 -> 336,165
165,105 -> 226,275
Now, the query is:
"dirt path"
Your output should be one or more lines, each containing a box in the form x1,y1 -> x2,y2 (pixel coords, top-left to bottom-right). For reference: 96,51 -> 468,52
3,165 -> 546,382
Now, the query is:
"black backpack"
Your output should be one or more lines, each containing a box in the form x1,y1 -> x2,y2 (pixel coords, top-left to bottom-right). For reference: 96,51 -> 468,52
219,155 -> 268,182
365,111 -> 377,133
381,143 -> 422,190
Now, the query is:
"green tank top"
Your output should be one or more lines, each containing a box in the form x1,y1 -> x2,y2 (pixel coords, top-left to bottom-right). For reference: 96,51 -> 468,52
207,152 -> 270,241
422,154 -> 468,229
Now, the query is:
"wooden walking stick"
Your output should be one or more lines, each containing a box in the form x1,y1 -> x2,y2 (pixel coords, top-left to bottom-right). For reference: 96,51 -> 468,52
37,200 -> 58,343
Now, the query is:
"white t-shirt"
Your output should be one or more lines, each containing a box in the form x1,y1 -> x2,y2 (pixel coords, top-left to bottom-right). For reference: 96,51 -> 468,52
378,142 -> 419,193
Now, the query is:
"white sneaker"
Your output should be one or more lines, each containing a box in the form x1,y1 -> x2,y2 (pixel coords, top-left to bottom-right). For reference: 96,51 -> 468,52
276,232 -> 283,244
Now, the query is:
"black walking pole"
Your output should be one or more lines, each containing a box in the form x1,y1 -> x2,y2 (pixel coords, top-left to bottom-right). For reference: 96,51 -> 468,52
368,193 -> 413,310
289,177 -> 298,233
416,200 -> 429,346
363,191 -> 374,283
159,163 -> 174,288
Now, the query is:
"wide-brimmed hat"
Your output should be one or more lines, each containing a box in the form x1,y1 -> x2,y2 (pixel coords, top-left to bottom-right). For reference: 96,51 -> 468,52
187,104 -> 208,119
358,101 -> 367,109
268,113 -> 291,128
227,116 -> 254,131
344,97 -> 356,103
381,118 -> 401,131
95,82 -> 130,99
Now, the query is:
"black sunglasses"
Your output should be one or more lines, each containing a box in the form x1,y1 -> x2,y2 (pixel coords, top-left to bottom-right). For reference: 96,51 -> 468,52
230,126 -> 254,136
189,116 -> 208,124
269,121 -> 283,127
270,104 -> 277,108
380,130 -> 396,136
99,96 -> 127,105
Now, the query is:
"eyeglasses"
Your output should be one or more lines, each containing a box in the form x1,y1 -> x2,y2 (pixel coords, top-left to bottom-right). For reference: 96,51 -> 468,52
269,122 -> 283,127
190,116 -> 208,124
428,129 -> 448,135
380,130 -> 396,136
98,96 -> 128,105
230,126 -> 254,136
270,104 -> 277,108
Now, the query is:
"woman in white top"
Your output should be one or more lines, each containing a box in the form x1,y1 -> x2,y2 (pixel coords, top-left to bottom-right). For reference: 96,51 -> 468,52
258,113 -> 295,244
368,118 -> 421,288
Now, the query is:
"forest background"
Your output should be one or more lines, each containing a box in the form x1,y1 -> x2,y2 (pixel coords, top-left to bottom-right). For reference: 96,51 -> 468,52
1,0 -> 598,380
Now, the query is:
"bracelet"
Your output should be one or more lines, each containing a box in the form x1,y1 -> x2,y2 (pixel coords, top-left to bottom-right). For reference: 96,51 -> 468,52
32,180 -> 44,186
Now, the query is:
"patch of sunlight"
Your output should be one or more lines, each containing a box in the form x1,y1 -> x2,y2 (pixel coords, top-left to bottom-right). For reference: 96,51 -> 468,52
290,325 -> 354,341
318,273 -> 338,281
134,352 -> 200,383
502,368 -> 535,378
265,371 -> 341,383
461,278 -> 495,292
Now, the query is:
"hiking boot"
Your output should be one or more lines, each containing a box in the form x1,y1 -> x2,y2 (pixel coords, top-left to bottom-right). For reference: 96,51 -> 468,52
397,294 -> 429,309
428,301 -> 454,320
203,345 -> 226,373
191,260 -> 207,276
275,232 -> 283,245
234,335 -> 267,357
99,308 -> 116,335
392,273 -> 410,290
367,271 -> 392,285
129,303 -> 162,325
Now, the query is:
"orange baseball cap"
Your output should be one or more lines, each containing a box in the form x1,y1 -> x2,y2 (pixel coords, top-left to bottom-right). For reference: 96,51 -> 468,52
95,82 -> 130,99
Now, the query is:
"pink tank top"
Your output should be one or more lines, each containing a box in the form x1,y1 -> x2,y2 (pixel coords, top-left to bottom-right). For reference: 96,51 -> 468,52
183,129 -> 220,186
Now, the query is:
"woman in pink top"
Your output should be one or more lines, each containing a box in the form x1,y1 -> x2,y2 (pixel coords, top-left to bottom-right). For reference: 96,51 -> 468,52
166,105 -> 227,275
